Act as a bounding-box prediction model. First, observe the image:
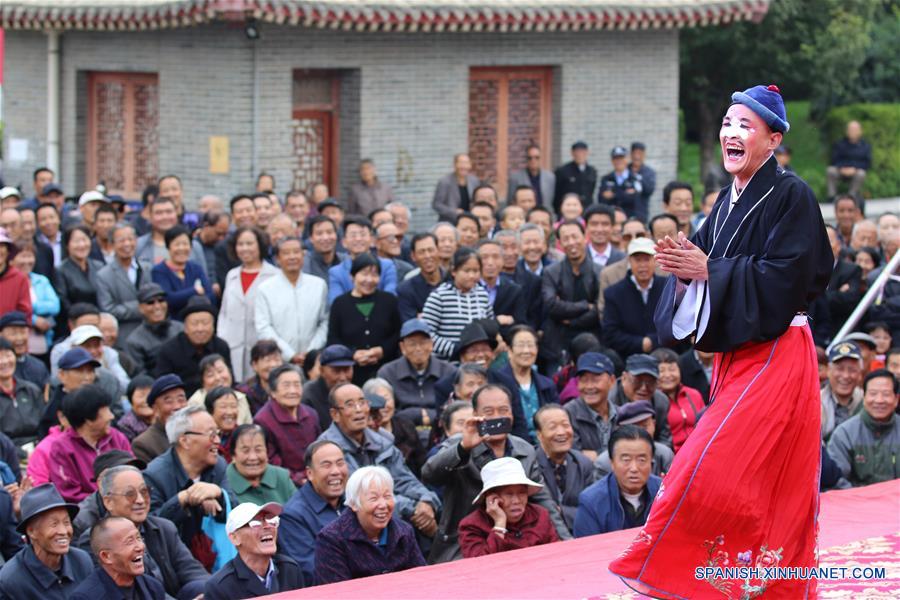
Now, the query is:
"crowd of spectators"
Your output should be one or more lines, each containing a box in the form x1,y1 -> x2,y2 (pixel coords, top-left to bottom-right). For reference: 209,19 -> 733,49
0,142 -> 895,598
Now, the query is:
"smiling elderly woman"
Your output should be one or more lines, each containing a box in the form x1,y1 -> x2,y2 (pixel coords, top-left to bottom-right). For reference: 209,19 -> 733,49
225,424 -> 295,506
458,457 -> 559,558
314,466 -> 425,585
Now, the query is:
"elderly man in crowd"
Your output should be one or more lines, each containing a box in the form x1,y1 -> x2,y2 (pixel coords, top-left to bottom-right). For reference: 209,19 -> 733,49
423,384 -> 570,563
327,217 -> 397,303
574,425 -> 662,537
132,374 -> 188,463
397,233 -> 445,321
256,236 -> 329,367
254,365 -> 321,486
564,352 -> 619,462
507,144 -> 555,208
155,297 -> 230,396
68,323 -> 129,401
204,502 -> 304,598
0,310 -> 50,390
597,219 -> 650,318
0,337 -> 45,451
533,404 -> 594,532
827,370 -> 899,488
302,344 -> 355,430
38,346 -> 101,439
542,219 -> 601,373
0,483 -> 92,599
821,341 -> 865,441
592,401 -> 675,479
49,385 -> 132,503
607,354 -> 673,448
72,450 -> 144,537
374,221 -> 414,281
280,440 -> 349,584
850,219 -> 878,252
124,283 -> 183,374
97,223 -> 153,342
144,405 -> 237,565
318,383 -> 441,539
378,318 -> 456,427
71,516 -> 165,599
602,238 -> 666,359
78,464 -> 208,599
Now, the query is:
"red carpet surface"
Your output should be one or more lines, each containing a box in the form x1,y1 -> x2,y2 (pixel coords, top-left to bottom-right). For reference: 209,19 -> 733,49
267,480 -> 900,599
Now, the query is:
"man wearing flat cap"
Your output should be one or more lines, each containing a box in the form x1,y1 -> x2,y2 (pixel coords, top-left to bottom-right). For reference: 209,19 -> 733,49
0,483 -> 94,598
154,296 -> 231,396
592,400 -> 674,479
131,374 -> 188,463
124,283 -> 184,374
607,354 -> 673,449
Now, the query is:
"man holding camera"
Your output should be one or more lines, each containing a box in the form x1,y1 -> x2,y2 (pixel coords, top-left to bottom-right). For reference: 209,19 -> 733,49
422,384 -> 570,564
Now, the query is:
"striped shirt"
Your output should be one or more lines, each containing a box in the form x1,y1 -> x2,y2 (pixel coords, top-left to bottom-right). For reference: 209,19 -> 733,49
421,281 -> 495,359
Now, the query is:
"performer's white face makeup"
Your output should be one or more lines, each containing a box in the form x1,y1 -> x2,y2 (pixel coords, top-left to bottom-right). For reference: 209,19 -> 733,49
720,104 -> 782,186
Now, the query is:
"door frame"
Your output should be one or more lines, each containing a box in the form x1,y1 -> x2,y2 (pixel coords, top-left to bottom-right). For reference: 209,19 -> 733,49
292,70 -> 341,195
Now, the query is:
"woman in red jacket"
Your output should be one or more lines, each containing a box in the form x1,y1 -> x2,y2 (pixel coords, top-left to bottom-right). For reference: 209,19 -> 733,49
459,457 -> 559,558
0,229 -> 32,321
652,348 -> 704,454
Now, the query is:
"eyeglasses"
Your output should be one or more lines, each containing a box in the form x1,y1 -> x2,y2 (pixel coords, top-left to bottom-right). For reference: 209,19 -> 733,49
184,430 -> 220,442
107,487 -> 151,503
378,234 -> 404,242
143,298 -> 166,305
621,232 -> 647,241
340,399 -> 369,411
247,516 -> 280,529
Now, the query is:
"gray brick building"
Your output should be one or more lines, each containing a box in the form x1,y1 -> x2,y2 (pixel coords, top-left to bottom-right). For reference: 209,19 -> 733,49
0,0 -> 768,229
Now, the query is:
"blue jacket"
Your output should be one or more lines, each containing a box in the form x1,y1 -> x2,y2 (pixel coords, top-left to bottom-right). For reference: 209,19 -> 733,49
28,272 -> 60,346
397,272 -> 440,322
204,553 -> 304,599
327,256 -> 397,304
69,567 -> 165,600
573,472 -> 662,537
279,483 -> 343,584
0,544 -> 93,599
0,489 -> 23,564
150,260 -> 215,318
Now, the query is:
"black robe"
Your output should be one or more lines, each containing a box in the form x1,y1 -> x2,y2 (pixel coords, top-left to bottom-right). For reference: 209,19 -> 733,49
655,155 -> 832,353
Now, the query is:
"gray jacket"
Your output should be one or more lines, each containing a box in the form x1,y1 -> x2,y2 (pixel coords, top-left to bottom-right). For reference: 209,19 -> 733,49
421,434 -> 571,564
135,233 -> 208,276
318,423 -> 441,519
124,320 -> 183,375
564,397 -> 618,454
432,172 -> 480,222
608,381 -> 673,449
376,355 -> 456,422
820,382 -> 863,441
536,447 -> 594,532
592,442 -> 674,480
96,258 -> 153,342
506,168 -> 556,207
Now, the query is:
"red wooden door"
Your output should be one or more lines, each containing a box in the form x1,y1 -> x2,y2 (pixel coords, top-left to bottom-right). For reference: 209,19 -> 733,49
469,68 -> 552,199
292,71 -> 340,196
87,72 -> 159,198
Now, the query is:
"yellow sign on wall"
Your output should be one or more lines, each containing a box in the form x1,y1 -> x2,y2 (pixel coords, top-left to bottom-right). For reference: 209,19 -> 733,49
209,136 -> 229,174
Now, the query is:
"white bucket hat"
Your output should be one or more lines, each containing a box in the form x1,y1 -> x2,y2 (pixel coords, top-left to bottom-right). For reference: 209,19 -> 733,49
473,457 -> 543,505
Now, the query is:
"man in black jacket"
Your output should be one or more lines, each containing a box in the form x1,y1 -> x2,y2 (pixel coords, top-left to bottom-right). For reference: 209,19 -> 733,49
826,120 -> 871,200
553,141 -> 598,216
825,225 -> 863,336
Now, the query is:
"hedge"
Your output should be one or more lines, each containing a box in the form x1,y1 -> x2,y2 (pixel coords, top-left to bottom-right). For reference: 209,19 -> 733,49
824,103 -> 900,199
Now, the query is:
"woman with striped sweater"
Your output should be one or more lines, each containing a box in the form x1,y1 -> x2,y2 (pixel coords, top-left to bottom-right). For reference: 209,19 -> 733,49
422,248 -> 494,360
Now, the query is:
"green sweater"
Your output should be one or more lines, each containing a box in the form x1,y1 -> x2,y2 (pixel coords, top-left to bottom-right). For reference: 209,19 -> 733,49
226,463 -> 297,505
826,410 -> 899,487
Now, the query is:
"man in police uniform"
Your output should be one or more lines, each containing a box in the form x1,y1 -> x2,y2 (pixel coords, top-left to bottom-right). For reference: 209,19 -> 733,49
599,146 -> 643,220
553,141 -> 598,217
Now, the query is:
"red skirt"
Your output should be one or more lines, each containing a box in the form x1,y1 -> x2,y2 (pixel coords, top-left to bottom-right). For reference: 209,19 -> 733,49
608,323 -> 821,599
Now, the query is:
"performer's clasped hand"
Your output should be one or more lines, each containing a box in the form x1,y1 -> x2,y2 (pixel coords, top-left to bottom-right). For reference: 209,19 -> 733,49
654,231 -> 709,281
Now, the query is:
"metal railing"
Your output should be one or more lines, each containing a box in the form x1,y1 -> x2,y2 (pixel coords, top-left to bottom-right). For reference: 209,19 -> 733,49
828,249 -> 900,351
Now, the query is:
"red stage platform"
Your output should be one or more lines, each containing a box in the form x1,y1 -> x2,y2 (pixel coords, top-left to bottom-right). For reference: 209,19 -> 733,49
269,480 -> 900,599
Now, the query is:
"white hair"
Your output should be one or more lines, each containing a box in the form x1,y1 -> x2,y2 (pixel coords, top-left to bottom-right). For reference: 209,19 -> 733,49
165,404 -> 208,444
362,377 -> 393,397
385,201 -> 411,219
99,312 -> 119,330
431,221 -> 460,240
851,219 -> 876,239
344,466 -> 394,510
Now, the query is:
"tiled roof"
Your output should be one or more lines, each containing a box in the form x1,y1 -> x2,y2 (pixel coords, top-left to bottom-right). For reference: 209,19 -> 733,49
1,0 -> 771,32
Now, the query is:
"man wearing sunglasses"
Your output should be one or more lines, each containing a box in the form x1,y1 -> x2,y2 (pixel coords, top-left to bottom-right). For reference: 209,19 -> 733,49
204,502 -> 305,598
76,464 -> 209,599
124,283 -> 183,374
506,144 -> 555,209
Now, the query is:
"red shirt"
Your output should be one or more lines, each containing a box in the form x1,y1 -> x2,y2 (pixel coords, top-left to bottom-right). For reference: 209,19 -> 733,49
253,399 -> 321,486
667,384 -> 704,453
459,503 -> 559,558
0,265 -> 32,323
240,269 -> 260,294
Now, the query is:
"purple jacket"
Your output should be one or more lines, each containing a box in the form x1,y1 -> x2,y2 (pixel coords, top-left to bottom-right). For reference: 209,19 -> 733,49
49,427 -> 133,502
314,509 -> 425,585
253,399 -> 321,486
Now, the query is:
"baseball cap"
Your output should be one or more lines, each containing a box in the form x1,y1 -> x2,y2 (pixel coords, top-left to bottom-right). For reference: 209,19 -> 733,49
78,190 -> 108,207
58,347 -> 101,371
226,502 -> 283,535
576,352 -> 615,376
0,187 -> 22,200
400,318 -> 431,340
617,400 -> 656,425
611,146 -> 628,158
571,141 -> 588,151
320,344 -> 355,367
137,283 -> 167,304
317,199 -> 342,212
41,183 -> 64,196
91,450 -> 146,481
628,237 -> 656,257
828,341 -> 862,363
365,392 -> 387,410
840,332 -> 877,351
70,324 -> 103,346
625,354 -> 659,378
0,311 -> 30,329
147,374 -> 185,407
